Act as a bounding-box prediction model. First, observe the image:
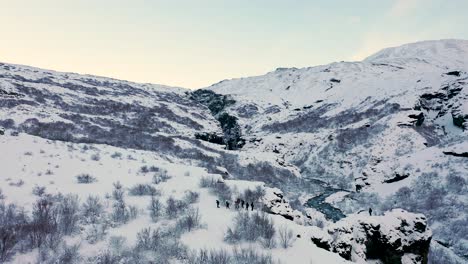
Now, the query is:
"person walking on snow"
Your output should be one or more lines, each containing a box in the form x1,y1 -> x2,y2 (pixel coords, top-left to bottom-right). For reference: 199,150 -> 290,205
241,200 -> 245,208
226,201 -> 230,209
251,202 -> 254,211
369,208 -> 372,216
235,199 -> 240,209
216,200 -> 220,208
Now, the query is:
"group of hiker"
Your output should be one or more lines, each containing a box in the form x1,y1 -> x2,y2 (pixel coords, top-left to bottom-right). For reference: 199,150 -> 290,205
216,198 -> 254,211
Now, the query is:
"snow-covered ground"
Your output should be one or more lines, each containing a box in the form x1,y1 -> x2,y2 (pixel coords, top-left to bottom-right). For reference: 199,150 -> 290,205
0,133 -> 349,263
1,39 -> 467,263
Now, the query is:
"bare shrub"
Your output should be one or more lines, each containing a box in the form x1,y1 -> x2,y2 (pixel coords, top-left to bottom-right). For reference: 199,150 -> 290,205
0,203 -> 28,262
183,191 -> 200,204
232,247 -> 278,264
91,153 -> 101,161
187,247 -> 278,264
225,211 -> 276,248
148,196 -> 162,222
82,195 -> 104,224
27,196 -> 59,249
32,185 -> 47,197
242,186 -> 265,203
176,208 -> 201,232
76,174 -> 97,184
110,152 -> 122,159
199,176 -> 216,188
56,194 -> 80,235
9,179 -> 24,187
278,225 -> 295,249
165,196 -> 188,219
128,184 -> 158,196
200,177 -> 232,201
152,169 -> 171,184
111,182 -> 130,224
53,242 -> 81,264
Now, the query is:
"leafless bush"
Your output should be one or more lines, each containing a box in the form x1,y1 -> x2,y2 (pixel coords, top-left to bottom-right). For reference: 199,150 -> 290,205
91,153 -> 101,161
140,165 -> 160,174
32,185 -> 47,197
111,182 -> 130,224
9,179 -> 24,187
184,191 -> 200,204
225,211 -> 276,248
232,247 -> 278,264
56,194 -> 80,235
200,177 -> 232,201
128,184 -> 158,196
49,242 -> 81,264
187,247 -> 279,264
278,225 -> 295,249
81,195 -> 104,225
27,196 -> 59,249
165,196 -> 189,219
152,169 -> 171,184
110,152 -> 122,159
148,196 -> 162,222
242,186 -> 265,203
176,208 -> 201,232
76,174 -> 97,184
0,203 -> 28,262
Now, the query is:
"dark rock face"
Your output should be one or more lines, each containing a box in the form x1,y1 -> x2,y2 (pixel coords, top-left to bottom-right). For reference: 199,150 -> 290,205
408,112 -> 425,126
195,132 -> 224,145
446,71 -> 461,77
190,89 -> 245,150
384,173 -> 410,183
443,151 -> 468,158
310,209 -> 432,264
452,112 -> 466,129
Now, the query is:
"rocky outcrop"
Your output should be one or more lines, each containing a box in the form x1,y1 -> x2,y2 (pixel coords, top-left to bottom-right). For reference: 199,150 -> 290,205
397,111 -> 425,127
384,173 -> 410,183
261,187 -> 305,224
190,89 -> 245,150
309,209 -> 432,264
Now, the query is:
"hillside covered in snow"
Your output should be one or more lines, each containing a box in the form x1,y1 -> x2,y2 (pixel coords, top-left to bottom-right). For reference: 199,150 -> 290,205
0,39 -> 467,264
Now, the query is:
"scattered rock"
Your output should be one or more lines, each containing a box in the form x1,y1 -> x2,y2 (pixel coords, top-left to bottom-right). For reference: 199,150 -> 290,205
445,71 -> 461,77
384,173 -> 410,183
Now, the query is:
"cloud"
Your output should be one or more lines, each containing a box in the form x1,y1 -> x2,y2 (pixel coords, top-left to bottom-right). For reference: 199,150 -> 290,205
388,0 -> 422,17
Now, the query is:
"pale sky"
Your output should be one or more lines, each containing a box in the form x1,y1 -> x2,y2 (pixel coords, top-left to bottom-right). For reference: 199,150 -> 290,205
1,0 -> 467,88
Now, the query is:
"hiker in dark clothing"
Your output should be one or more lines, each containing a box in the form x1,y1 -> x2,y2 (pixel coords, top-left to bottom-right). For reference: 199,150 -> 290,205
241,200 -> 245,208
216,200 -> 220,208
251,202 -> 254,211
369,208 -> 372,216
226,201 -> 230,209
235,199 -> 240,209
245,202 -> 249,211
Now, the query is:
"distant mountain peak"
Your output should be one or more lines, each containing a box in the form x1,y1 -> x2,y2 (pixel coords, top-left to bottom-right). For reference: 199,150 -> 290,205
364,39 -> 468,69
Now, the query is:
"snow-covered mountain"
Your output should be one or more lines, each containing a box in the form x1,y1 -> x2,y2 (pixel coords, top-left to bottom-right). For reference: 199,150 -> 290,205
0,39 -> 467,264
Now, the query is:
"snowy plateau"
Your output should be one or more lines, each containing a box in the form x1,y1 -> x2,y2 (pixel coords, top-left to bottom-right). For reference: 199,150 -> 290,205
0,39 -> 467,264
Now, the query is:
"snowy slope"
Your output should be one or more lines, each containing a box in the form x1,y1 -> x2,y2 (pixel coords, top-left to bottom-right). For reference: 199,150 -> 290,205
0,39 -> 467,263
